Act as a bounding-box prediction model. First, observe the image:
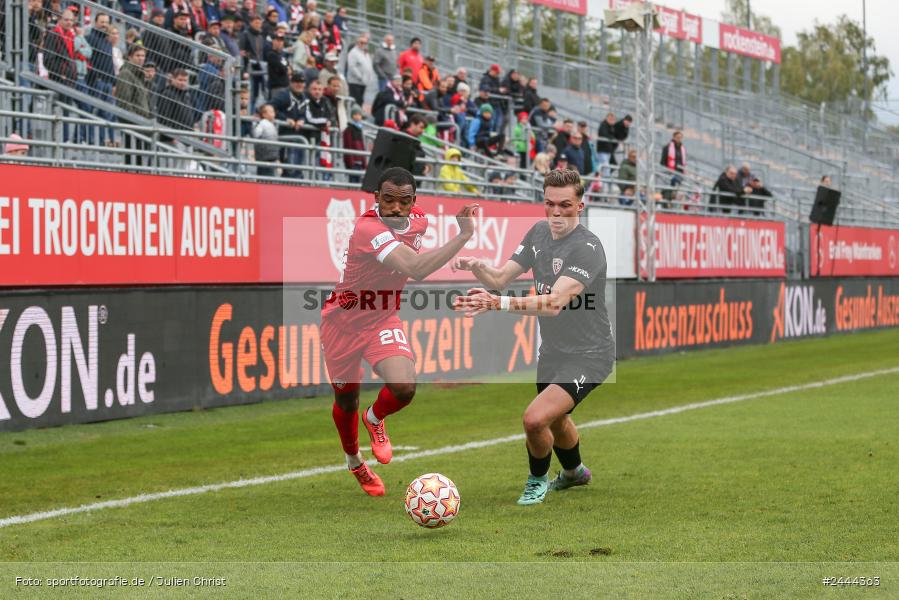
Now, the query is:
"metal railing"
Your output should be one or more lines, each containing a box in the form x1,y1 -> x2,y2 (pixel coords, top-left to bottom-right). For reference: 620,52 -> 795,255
5,105 -> 899,282
346,4 -> 899,204
7,0 -> 898,201
7,0 -> 896,208
4,0 -> 238,145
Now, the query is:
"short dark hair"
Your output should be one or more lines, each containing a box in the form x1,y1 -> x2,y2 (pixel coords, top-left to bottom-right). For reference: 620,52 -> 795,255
410,37 -> 421,45
543,168 -> 584,199
406,114 -> 427,128
378,167 -> 417,195
327,75 -> 341,84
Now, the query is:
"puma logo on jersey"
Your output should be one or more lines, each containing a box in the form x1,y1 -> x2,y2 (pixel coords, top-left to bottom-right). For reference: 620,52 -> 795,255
586,242 -> 597,251
572,375 -> 586,394
532,246 -> 541,259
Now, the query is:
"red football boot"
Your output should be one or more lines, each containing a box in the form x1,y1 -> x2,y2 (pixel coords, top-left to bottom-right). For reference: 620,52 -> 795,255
350,463 -> 385,496
362,408 -> 393,464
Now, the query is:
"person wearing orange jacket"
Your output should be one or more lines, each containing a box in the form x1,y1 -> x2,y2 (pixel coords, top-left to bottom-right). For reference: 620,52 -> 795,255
418,55 -> 439,93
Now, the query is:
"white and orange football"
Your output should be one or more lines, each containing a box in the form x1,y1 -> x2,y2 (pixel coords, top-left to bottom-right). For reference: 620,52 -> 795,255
403,473 -> 461,528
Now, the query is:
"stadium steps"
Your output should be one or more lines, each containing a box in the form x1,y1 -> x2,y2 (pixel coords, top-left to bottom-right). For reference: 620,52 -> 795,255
426,14 -> 897,194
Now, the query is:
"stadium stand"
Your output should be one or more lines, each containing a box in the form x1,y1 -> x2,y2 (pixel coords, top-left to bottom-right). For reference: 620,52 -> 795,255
3,0 -> 899,263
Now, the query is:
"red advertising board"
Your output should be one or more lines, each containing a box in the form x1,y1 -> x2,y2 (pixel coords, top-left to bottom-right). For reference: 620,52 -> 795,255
529,0 -> 587,16
607,1 -> 701,44
640,213 -> 786,278
265,187 -> 541,283
0,165 -> 261,285
608,1 -> 779,59
810,224 -> 899,277
0,164 -> 542,286
655,5 -> 702,44
718,23 -> 781,64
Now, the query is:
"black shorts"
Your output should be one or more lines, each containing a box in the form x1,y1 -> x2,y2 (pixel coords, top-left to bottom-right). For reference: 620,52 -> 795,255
536,352 -> 614,410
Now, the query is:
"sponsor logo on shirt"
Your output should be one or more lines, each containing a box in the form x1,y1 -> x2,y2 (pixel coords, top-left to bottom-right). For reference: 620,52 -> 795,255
371,231 -> 395,250
514,244 -> 524,255
568,265 -> 589,278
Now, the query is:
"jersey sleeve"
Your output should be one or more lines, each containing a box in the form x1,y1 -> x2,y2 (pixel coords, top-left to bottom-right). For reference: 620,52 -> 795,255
562,239 -> 607,288
509,223 -> 537,271
352,216 -> 402,263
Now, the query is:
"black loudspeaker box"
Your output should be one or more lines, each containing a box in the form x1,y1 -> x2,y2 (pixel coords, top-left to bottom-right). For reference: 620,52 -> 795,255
809,186 -> 841,225
361,129 -> 421,193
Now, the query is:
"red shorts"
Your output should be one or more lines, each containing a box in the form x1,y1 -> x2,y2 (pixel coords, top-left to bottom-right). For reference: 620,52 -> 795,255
320,315 -> 415,392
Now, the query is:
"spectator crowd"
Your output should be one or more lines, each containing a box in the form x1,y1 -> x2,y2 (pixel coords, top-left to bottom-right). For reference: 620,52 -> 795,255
11,0 -> 776,211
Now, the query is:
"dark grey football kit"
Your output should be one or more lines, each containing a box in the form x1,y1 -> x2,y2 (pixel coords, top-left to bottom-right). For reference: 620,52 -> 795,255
509,221 -> 615,407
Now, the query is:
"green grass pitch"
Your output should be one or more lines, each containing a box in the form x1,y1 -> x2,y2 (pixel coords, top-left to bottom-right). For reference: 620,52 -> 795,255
1,329 -> 898,599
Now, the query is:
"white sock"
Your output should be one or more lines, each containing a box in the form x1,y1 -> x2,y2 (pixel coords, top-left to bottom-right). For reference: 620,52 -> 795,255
365,406 -> 381,426
563,464 -> 584,479
346,452 -> 363,469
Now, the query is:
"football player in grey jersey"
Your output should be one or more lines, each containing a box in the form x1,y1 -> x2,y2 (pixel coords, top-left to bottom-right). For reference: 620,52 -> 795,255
453,169 -> 614,505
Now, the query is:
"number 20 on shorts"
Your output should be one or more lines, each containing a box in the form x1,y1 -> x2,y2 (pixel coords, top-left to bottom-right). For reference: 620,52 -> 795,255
379,328 -> 408,345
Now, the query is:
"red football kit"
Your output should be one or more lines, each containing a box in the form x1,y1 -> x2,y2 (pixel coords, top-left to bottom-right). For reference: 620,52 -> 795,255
321,206 -> 429,390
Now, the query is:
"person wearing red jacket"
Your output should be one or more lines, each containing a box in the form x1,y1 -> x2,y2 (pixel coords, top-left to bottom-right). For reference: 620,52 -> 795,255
43,9 -> 77,85
397,37 -> 423,85
319,10 -> 342,53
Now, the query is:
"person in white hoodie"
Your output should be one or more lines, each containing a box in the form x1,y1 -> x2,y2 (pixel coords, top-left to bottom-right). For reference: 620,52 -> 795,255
346,32 -> 375,106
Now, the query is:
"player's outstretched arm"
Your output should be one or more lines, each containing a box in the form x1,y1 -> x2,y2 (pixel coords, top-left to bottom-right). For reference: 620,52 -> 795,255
454,276 -> 585,317
451,257 -> 526,291
382,204 -> 478,281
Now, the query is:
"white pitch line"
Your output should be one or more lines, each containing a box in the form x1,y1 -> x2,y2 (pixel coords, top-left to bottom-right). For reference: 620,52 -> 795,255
2,366 -> 897,529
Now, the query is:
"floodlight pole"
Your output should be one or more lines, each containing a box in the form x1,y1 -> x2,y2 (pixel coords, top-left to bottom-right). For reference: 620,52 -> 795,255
633,4 -> 657,282
605,1 -> 658,281
862,0 -> 868,151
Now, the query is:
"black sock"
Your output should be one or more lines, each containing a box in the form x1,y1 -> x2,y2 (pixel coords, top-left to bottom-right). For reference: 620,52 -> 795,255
527,446 -> 552,478
553,439 -> 582,471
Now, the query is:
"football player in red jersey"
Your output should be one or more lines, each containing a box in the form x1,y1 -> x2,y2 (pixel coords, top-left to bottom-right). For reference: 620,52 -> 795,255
321,167 -> 478,495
